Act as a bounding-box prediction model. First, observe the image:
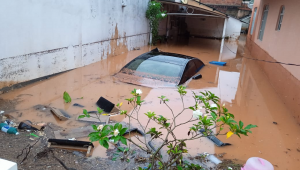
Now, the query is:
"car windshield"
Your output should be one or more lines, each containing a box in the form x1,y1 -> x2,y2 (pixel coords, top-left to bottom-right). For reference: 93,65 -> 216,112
125,58 -> 182,77
119,56 -> 184,84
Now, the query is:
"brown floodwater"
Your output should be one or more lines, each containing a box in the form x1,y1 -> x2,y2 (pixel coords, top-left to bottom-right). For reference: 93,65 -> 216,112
0,36 -> 299,169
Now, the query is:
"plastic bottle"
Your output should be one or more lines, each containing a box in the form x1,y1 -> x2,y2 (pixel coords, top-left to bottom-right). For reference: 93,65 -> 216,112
207,154 -> 222,164
0,123 -> 19,135
242,157 -> 274,170
203,152 -> 222,165
4,119 -> 14,126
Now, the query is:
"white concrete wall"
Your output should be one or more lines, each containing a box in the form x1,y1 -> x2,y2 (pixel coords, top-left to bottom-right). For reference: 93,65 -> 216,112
0,0 -> 149,88
185,17 -> 225,38
225,17 -> 242,39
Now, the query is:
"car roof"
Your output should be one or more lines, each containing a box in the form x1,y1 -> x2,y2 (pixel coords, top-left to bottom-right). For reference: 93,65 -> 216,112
136,51 -> 197,66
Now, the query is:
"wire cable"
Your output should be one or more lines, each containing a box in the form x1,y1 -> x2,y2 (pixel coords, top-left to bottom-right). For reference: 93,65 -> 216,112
243,57 -> 300,66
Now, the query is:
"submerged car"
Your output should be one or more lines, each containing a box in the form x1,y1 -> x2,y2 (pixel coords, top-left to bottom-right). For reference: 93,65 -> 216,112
115,48 -> 204,87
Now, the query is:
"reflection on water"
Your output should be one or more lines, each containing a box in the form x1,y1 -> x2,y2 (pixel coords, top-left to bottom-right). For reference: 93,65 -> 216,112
0,36 -> 299,169
218,70 -> 240,103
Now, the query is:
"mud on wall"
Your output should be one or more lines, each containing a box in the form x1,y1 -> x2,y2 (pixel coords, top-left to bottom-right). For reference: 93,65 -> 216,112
225,17 -> 242,39
0,0 -> 150,89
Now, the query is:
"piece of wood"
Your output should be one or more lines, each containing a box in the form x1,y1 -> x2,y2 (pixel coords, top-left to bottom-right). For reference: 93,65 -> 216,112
31,124 -> 44,130
48,141 -> 93,157
86,146 -> 92,157
110,107 -> 120,115
77,115 -> 109,124
50,107 -> 69,120
49,144 -> 89,152
54,126 -> 94,139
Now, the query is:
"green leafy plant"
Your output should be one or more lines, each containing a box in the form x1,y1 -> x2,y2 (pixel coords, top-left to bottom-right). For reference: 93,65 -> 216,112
146,0 -> 167,45
177,161 -> 203,170
78,107 -> 128,149
63,91 -> 72,103
78,87 -> 257,169
111,147 -> 135,162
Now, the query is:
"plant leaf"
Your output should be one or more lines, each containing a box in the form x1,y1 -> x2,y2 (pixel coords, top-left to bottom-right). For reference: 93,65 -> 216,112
120,136 -> 127,145
63,91 -> 72,103
177,165 -> 183,170
97,107 -> 103,114
102,140 -> 109,149
119,128 -> 128,135
118,147 -> 125,152
83,109 -> 88,115
244,124 -> 258,130
226,131 -> 234,139
90,134 -> 101,142
78,115 -> 85,119
189,106 -> 195,111
239,121 -> 244,129
29,133 -> 39,138
211,112 -> 217,120
114,123 -> 119,130
114,136 -> 120,143
92,125 -> 98,131
100,130 -> 110,138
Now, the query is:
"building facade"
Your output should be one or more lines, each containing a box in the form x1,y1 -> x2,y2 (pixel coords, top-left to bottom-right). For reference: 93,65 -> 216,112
200,0 -> 251,18
246,0 -> 300,122
201,0 -> 242,6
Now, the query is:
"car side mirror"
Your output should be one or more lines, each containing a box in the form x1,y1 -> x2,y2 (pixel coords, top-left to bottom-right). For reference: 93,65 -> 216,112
192,74 -> 202,80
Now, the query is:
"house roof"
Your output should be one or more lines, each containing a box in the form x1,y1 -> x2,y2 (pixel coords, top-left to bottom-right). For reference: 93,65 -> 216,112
158,0 -> 227,18
159,0 -> 246,24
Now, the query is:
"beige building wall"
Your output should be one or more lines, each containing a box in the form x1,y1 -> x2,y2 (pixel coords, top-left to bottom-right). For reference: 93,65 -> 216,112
246,0 -> 300,122
249,0 -> 300,79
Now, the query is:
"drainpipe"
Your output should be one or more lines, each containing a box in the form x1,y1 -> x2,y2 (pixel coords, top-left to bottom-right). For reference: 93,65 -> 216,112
149,28 -> 152,45
219,18 -> 227,56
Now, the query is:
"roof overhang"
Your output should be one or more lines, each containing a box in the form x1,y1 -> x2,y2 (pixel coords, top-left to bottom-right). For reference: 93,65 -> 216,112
166,13 -> 227,18
158,0 -> 228,18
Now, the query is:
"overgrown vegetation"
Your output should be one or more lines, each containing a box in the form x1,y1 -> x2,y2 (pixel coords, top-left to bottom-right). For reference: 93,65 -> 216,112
79,86 -> 257,169
146,0 -> 167,45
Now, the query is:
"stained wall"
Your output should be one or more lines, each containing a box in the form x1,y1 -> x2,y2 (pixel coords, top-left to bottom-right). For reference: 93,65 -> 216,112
0,0 -> 150,89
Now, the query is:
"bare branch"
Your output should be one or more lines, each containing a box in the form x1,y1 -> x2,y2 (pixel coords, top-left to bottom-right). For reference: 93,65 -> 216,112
164,102 -> 176,128
127,139 -> 149,153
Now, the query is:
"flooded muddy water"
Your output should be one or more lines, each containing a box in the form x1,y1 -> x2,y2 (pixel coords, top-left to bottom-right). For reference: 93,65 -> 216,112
1,36 -> 299,169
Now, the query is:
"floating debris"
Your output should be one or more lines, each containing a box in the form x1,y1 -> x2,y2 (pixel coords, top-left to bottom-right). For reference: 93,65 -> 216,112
54,126 -> 94,139
50,107 -> 70,120
96,97 -> 115,113
199,129 -> 231,147
209,61 -> 227,66
73,103 -> 85,108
